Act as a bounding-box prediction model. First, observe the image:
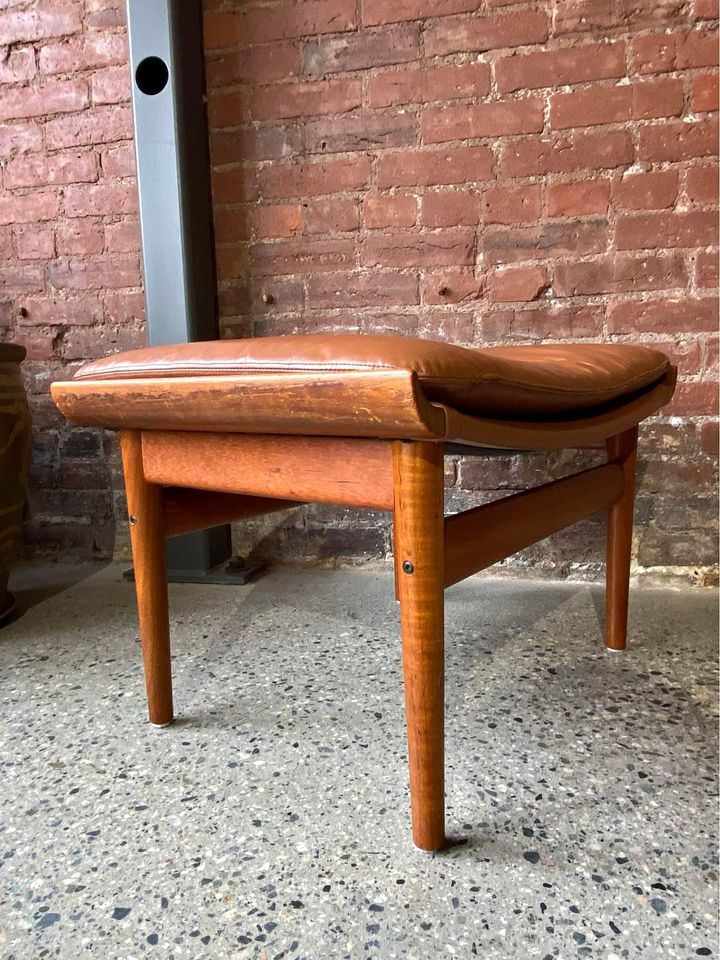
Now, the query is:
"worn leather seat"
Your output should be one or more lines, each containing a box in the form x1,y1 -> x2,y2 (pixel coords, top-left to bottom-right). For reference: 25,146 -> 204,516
68,334 -> 669,420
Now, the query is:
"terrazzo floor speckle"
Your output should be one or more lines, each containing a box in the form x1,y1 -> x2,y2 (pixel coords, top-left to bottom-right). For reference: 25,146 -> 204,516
0,565 -> 717,959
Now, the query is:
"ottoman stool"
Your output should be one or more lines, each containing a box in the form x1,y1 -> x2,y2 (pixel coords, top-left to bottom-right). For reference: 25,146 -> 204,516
52,334 -> 676,851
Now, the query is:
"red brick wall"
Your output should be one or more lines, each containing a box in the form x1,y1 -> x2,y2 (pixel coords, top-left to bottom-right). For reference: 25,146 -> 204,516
1,0 -> 143,557
203,0 -> 718,581
1,0 -> 717,581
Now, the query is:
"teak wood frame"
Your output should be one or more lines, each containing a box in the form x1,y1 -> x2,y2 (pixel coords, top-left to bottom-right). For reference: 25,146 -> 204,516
120,424 -> 639,852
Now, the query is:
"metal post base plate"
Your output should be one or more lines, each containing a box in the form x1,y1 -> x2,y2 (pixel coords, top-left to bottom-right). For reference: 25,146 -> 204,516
123,558 -> 265,586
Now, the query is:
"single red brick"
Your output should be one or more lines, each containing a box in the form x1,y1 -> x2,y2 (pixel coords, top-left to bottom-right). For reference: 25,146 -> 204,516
692,73 -> 719,111
204,0 -> 356,49
611,170 -> 678,210
0,45 -> 36,83
368,62 -> 490,108
0,190 -> 59,225
48,257 -> 142,290
64,182 -> 139,218
104,291 -> 146,323
44,105 -> 133,149
0,120 -> 43,156
101,142 -> 137,178
56,220 -> 105,256
213,206 -> 252,243
481,184 -> 543,224
496,40 -> 625,93
0,263 -> 45,294
105,219 -> 141,253
4,150 -> 98,189
0,78 -> 88,122
85,0 -> 126,31
207,89 -> 252,128
483,304 -> 603,340
211,166 -> 260,203
554,255 -> 686,296
0,4 -> 82,44
696,250 -> 719,286
425,9 -> 550,57
699,419 -> 719,458
253,203 -> 304,238
0,227 -> 14,261
305,110 -> 416,154
306,271 -> 419,307
501,130 -> 632,177
487,265 -> 548,303
422,268 -> 481,305
421,98 -> 543,143
211,126 -> 303,164
91,66 -> 130,105
303,23 -> 420,74
18,297 -> 104,327
39,33 -> 128,74
608,297 -> 718,333
362,229 -> 475,268
364,195 -> 417,229
547,180 -> 610,217
306,198 -> 359,234
482,221 -> 608,265
686,165 -> 719,204
205,42 -> 302,87
550,78 -> 683,129
639,118 -> 718,162
421,190 -> 480,227
215,244 -> 249,282
631,33 -> 676,74
675,28 -> 719,68
362,0 -> 477,26
251,78 -> 362,121
377,146 -> 494,188
666,380 -> 717,416
15,227 -> 55,260
259,156 -> 371,199
616,211 -> 718,250
554,0 -> 616,37
250,238 -> 356,274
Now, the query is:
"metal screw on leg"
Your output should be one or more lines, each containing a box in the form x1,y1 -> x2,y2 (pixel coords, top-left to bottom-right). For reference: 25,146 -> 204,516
129,515 -> 137,525
402,561 -> 414,575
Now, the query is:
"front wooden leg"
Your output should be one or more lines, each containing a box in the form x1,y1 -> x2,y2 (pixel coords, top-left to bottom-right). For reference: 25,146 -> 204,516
119,430 -> 174,725
605,426 -> 639,652
392,441 -> 446,851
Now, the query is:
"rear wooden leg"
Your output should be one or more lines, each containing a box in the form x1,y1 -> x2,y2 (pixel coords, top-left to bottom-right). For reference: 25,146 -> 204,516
605,426 -> 639,652
392,441 -> 446,851
119,430 -> 174,725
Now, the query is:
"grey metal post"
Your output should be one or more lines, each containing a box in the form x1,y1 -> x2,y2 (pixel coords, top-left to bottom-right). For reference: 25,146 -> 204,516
125,0 -> 258,583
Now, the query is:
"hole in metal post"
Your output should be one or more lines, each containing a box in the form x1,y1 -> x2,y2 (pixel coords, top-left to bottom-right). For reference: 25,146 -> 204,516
135,56 -> 169,96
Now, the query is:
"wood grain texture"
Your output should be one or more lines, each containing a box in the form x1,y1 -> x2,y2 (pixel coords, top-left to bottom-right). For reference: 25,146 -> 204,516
142,432 -> 395,510
51,369 -> 446,439
444,462 -> 625,588
605,426 -> 639,651
164,488 -> 301,538
120,430 -> 174,726
392,441 -> 446,852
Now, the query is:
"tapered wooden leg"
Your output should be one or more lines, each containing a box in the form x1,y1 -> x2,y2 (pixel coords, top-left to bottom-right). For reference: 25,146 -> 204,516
392,440 -> 446,851
605,426 -> 639,652
119,430 -> 174,725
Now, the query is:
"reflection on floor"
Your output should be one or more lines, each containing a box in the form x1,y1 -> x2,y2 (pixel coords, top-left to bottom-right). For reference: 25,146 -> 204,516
0,565 -> 717,959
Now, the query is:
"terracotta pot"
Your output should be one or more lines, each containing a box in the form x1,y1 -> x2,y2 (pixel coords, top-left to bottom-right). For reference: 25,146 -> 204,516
0,343 -> 31,623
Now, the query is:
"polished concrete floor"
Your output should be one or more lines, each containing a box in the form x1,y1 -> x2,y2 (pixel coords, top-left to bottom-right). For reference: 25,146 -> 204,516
0,564 -> 717,959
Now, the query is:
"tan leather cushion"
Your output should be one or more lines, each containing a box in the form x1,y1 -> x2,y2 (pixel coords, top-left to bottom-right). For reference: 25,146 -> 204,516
73,334 -> 670,419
